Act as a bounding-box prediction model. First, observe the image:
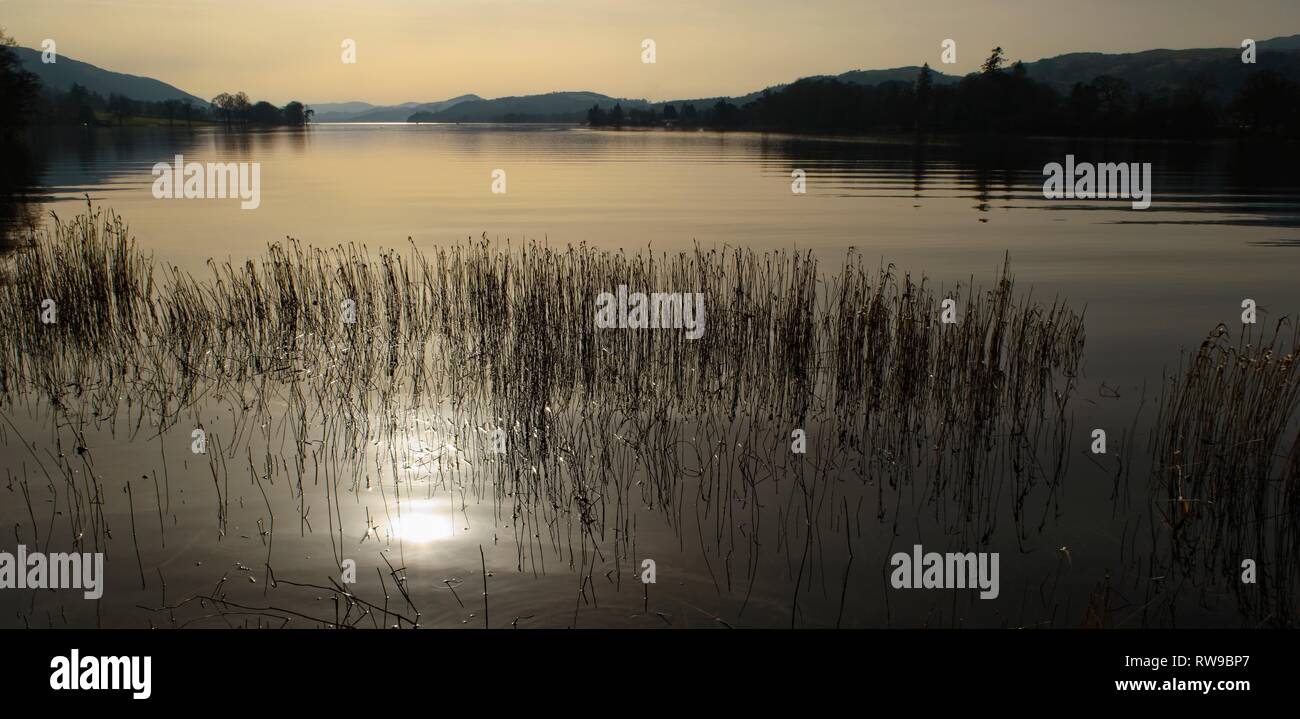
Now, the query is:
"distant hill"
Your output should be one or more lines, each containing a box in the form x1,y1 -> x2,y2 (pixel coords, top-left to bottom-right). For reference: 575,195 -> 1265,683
1259,34 -> 1300,50
654,68 -> 956,114
814,42 -> 1300,105
409,92 -> 649,123
833,66 -> 961,87
309,101 -> 388,119
1019,36 -> 1300,102
403,36 -> 1300,123
17,32 -> 1300,125
349,95 -> 480,122
15,47 -> 207,105
655,89 -> 766,111
312,101 -> 411,122
313,95 -> 480,122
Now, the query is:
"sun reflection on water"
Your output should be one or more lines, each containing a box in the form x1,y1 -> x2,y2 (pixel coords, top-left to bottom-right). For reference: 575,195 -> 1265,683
388,499 -> 455,544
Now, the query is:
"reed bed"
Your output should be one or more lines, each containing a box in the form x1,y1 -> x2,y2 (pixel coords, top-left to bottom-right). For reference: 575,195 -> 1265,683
0,207 -> 1090,627
1,207 -> 1083,438
1149,321 -> 1300,626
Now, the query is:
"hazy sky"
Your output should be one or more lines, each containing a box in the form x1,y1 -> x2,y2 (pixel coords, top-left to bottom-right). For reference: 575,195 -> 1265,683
5,0 -> 1299,105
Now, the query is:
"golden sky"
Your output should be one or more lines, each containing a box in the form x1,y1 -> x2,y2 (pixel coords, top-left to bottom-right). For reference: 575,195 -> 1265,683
5,0 -> 1299,105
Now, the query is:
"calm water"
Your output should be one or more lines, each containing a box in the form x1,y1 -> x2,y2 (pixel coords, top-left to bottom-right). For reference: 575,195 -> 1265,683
10,125 -> 1299,383
2,124 -> 1298,628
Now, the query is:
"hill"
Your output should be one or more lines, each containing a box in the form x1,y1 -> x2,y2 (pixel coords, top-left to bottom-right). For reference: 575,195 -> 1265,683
349,95 -> 480,122
15,46 -> 207,105
1020,36 -> 1300,102
833,66 -> 961,87
312,96 -> 480,122
410,92 -> 649,123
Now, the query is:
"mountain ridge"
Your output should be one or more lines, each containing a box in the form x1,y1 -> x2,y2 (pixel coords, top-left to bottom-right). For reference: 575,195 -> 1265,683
15,47 -> 207,106
332,95 -> 483,122
16,33 -> 1300,123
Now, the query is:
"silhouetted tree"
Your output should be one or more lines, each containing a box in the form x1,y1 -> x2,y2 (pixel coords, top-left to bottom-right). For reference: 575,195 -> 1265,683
915,63 -> 933,128
231,92 -> 251,123
211,92 -> 235,124
248,100 -> 281,124
281,101 -> 308,125
211,91 -> 253,124
108,93 -> 133,125
0,28 -> 41,132
628,107 -> 656,125
1091,76 -> 1131,116
1231,70 -> 1300,135
981,47 -> 1005,75
710,100 -> 741,127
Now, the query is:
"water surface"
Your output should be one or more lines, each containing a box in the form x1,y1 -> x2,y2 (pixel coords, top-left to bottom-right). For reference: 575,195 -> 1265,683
2,124 -> 1298,628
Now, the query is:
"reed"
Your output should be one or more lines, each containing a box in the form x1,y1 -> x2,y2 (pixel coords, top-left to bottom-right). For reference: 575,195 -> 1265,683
1,206 -> 1091,627
1149,320 -> 1300,625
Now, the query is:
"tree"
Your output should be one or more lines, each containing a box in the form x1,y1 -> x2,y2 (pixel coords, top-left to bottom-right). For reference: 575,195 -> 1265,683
663,104 -> 678,120
211,91 -> 252,124
108,93 -> 134,125
281,101 -> 308,125
0,28 -> 41,132
916,63 -> 933,97
248,100 -> 281,124
981,47 -> 1005,75
1231,70 -> 1300,135
610,103 -> 624,127
628,107 -> 656,125
231,92 -> 251,123
710,100 -> 741,127
915,63 -> 933,128
59,83 -> 96,125
211,92 -> 234,124
1091,75 -> 1131,121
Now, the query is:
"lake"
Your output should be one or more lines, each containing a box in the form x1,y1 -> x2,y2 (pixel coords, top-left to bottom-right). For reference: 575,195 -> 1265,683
1,123 -> 1298,628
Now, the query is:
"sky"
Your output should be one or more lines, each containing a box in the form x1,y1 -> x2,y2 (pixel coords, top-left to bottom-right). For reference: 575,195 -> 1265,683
4,0 -> 1300,106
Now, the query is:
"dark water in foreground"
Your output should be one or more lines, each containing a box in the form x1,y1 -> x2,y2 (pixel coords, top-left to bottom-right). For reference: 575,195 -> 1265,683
1,125 -> 1298,628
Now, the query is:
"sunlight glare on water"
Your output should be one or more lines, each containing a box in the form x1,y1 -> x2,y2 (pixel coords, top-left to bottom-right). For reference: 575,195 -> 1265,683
389,499 -> 456,544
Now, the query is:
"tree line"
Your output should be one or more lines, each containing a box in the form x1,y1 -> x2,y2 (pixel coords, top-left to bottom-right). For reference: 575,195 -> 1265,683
26,84 -> 312,127
588,47 -> 1299,138
0,29 -> 310,132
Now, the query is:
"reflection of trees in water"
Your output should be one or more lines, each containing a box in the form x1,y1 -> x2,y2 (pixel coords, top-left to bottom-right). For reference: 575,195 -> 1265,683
28,125 -> 215,187
0,125 -> 230,255
757,135 -> 1056,212
0,137 -> 42,250
758,134 -> 1300,225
